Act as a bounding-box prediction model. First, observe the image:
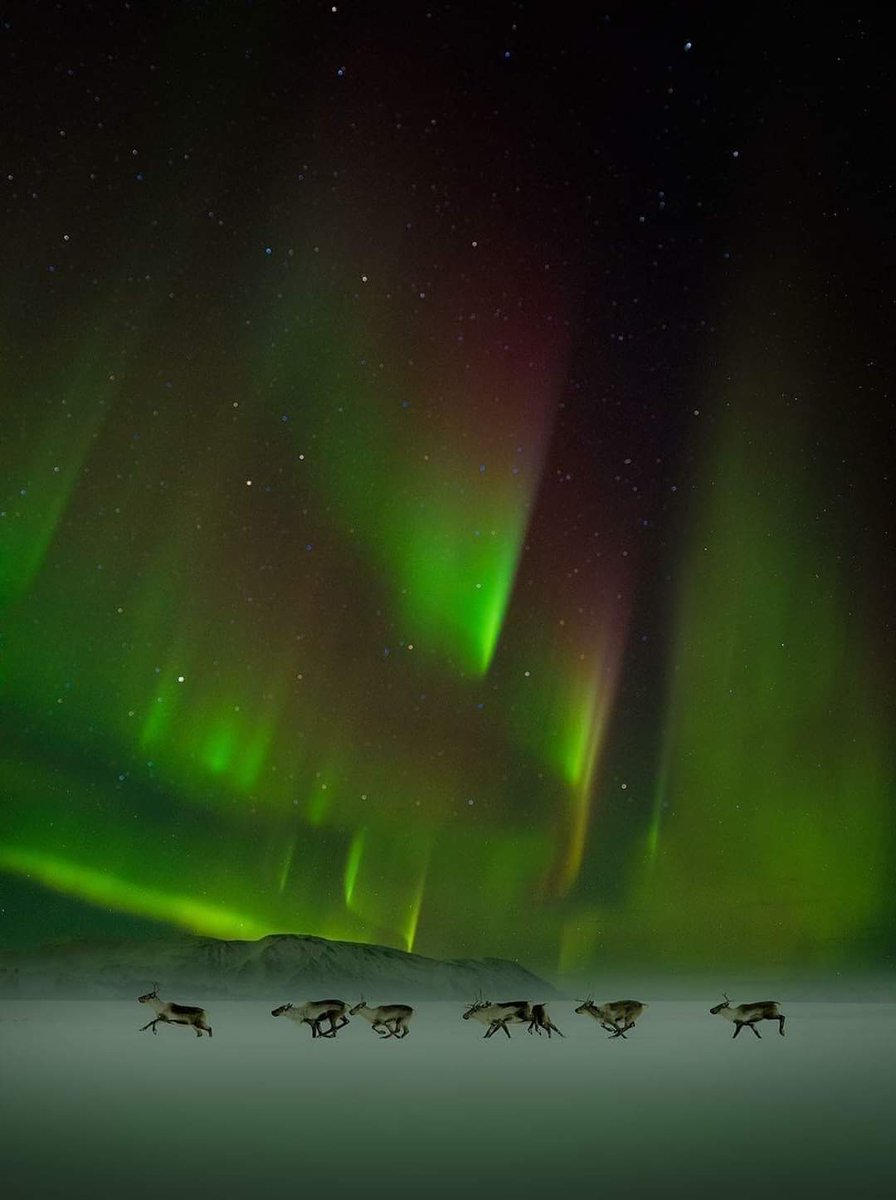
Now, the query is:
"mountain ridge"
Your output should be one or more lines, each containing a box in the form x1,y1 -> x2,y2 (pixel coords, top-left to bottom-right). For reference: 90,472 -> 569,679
0,931 -> 557,1000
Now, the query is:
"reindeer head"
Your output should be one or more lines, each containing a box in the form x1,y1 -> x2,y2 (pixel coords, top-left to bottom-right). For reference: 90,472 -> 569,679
138,982 -> 160,1004
709,993 -> 731,1015
271,1003 -> 293,1017
574,995 -> 597,1016
462,997 -> 491,1020
349,997 -> 367,1016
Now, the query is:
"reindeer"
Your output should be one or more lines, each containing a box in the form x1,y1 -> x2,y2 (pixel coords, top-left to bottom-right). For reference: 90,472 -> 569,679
575,997 -> 646,1038
709,994 -> 786,1039
138,984 -> 212,1037
349,998 -> 414,1038
528,1003 -> 564,1038
271,1000 -> 350,1038
462,997 -> 532,1038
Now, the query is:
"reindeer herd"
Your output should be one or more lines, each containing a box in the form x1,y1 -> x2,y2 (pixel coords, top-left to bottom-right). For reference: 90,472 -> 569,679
137,986 -> 787,1044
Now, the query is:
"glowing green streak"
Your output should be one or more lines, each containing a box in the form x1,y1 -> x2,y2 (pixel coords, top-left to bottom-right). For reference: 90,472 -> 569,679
307,784 -> 331,826
277,838 -> 296,895
258,294 -> 549,675
402,865 -> 428,953
344,830 -> 365,906
203,720 -> 235,775
393,516 -> 524,674
343,827 -> 431,949
558,911 -> 603,975
140,658 -> 187,750
199,712 -> 271,791
502,631 -> 625,896
645,735 -> 673,866
640,348 -> 893,966
0,358 -> 109,608
0,845 -> 269,939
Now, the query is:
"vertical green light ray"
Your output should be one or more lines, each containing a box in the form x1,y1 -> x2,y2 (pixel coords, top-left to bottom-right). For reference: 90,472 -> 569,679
257,275 -> 560,675
550,644 -> 626,898
344,826 -> 432,950
139,657 -> 188,750
645,731 -> 674,866
402,859 -> 429,954
500,612 -> 629,898
0,349 -> 113,608
639,349 -> 892,967
558,910 -> 605,976
412,826 -> 559,966
390,476 -> 537,675
343,830 -> 365,906
196,703 -> 275,792
277,837 -> 297,895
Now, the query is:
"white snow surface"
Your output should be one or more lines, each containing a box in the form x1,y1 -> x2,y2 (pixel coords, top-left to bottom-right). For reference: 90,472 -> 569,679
1,999 -> 893,1199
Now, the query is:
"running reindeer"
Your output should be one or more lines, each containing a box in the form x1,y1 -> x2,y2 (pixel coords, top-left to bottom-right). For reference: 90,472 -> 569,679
709,994 -> 786,1039
529,1003 -> 564,1038
462,997 -> 533,1038
271,999 -> 351,1039
575,997 -> 647,1038
349,998 -> 414,1038
138,984 -> 212,1038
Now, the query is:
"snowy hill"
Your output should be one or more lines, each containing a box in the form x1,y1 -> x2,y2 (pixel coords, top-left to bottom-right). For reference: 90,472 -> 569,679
0,933 -> 556,1000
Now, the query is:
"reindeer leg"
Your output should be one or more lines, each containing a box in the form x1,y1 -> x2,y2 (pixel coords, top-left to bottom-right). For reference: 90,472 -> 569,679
501,1021 -> 512,1038
553,1023 -> 565,1038
750,1023 -> 762,1038
139,1018 -> 159,1033
732,1021 -> 743,1038
778,1015 -> 786,1036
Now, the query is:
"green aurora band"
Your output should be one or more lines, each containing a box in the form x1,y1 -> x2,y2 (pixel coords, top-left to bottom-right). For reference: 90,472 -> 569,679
632,317 -> 893,970
1,254 -> 892,980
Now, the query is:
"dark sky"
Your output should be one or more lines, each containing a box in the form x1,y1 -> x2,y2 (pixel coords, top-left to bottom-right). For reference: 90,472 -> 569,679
1,2 -> 892,975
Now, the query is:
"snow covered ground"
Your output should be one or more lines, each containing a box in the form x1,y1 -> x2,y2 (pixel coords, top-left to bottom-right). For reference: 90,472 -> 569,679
1,999 -> 894,1199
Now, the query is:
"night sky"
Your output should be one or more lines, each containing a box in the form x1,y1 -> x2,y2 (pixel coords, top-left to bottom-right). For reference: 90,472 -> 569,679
1,3 -> 892,977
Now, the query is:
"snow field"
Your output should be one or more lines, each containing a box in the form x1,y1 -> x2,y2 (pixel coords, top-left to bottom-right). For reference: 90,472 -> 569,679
1,1001 -> 894,1199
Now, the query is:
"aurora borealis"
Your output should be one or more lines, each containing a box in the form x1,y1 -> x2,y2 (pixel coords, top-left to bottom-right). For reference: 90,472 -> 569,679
1,3 -> 892,979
